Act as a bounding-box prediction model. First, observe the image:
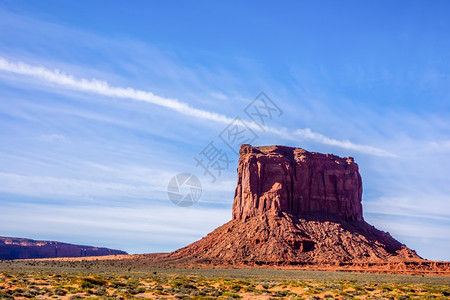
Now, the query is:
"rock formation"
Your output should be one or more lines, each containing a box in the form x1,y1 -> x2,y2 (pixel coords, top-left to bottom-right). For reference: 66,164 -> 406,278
0,237 -> 127,260
233,144 -> 363,222
170,144 -> 423,266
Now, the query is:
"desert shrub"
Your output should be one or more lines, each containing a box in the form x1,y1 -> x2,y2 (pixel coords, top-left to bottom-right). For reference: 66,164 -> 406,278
81,280 -> 95,289
192,290 -> 207,296
234,279 -> 251,286
93,287 -> 107,295
12,288 -> 25,297
83,277 -> 107,286
54,288 -> 67,296
273,290 -> 288,297
230,283 -> 242,292
183,283 -> 198,290
39,287 -> 51,295
110,281 -> 127,288
382,285 -> 393,292
242,285 -> 256,292
154,289 -> 167,295
304,287 -> 320,295
0,290 -> 13,300
202,287 -> 217,294
21,288 -> 39,298
126,288 -> 138,295
80,276 -> 107,289
212,290 -> 223,297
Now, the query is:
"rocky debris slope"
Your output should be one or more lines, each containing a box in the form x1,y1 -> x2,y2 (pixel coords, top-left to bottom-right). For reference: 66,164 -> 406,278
169,144 -> 423,266
0,237 -> 127,260
172,211 -> 418,265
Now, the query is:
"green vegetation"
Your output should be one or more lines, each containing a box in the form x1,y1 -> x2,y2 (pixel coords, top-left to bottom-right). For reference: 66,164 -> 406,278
0,259 -> 449,299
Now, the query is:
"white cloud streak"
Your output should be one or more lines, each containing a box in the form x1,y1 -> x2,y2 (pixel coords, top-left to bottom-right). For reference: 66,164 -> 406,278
0,57 -> 233,124
0,57 -> 392,156
292,128 -> 393,157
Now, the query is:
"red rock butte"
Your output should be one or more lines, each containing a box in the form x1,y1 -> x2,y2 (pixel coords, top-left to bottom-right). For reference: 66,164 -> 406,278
233,144 -> 363,222
166,144 -> 449,274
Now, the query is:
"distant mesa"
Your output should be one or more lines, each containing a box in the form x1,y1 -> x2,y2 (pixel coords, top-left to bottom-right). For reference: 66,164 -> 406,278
167,144 -> 449,274
0,237 -> 127,260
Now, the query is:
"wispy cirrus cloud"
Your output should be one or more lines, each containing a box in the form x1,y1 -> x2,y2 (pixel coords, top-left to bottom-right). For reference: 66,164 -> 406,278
0,171 -> 156,199
38,133 -> 65,141
0,57 -> 233,124
364,195 -> 450,222
293,128 -> 394,157
0,57 -> 392,156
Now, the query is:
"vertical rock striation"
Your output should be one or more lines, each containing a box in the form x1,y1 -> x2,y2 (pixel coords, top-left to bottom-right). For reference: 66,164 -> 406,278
233,145 -> 363,222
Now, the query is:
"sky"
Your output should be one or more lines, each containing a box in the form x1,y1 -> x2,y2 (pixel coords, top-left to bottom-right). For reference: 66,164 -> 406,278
0,1 -> 449,260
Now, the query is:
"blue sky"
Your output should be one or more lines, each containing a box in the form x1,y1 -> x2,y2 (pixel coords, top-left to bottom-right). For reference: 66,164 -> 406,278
0,1 -> 449,260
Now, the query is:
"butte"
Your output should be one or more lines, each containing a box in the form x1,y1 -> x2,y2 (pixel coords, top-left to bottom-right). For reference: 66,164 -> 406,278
163,144 -> 448,274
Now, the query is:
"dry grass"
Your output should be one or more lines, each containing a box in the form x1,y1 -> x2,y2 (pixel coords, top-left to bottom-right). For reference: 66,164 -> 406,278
0,258 -> 449,299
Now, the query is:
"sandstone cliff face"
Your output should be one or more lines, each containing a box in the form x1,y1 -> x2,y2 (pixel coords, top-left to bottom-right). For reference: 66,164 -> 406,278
0,237 -> 127,260
169,144 -> 423,266
233,145 -> 363,222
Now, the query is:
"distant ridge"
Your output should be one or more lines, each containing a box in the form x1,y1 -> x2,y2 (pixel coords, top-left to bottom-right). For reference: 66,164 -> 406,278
0,236 -> 127,260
